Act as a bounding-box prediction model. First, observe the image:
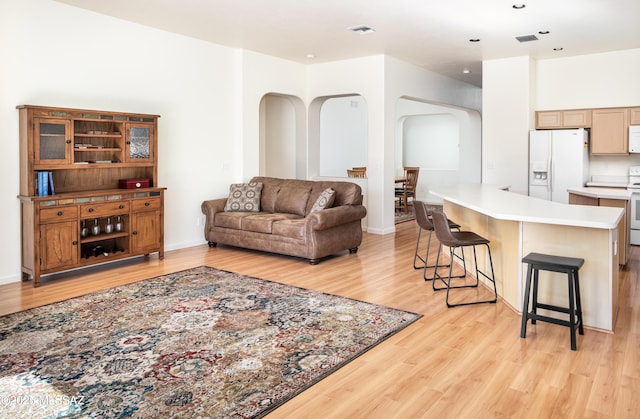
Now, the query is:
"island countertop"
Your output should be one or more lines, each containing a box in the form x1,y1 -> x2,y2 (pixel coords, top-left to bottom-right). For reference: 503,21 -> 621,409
567,186 -> 632,200
430,184 -> 623,229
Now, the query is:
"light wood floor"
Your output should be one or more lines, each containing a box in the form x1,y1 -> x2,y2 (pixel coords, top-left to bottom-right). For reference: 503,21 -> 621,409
2,220 -> 639,418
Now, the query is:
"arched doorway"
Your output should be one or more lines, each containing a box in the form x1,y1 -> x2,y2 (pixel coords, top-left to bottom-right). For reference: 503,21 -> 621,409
259,93 -> 306,179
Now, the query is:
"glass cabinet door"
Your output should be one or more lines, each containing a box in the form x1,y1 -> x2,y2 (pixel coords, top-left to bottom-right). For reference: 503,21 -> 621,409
125,123 -> 154,163
34,118 -> 71,164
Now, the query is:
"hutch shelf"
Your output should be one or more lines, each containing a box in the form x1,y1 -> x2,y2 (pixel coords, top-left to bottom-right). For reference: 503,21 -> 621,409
18,105 -> 166,287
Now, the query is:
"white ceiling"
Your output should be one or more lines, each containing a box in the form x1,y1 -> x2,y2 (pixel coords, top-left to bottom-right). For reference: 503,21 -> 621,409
55,0 -> 640,87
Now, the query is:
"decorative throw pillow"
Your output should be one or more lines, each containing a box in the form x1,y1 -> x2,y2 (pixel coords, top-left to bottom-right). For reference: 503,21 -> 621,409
311,188 -> 335,212
224,182 -> 263,212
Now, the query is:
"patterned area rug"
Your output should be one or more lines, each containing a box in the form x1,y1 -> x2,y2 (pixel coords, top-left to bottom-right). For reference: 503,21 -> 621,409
395,206 -> 416,224
0,266 -> 421,418
395,204 -> 442,224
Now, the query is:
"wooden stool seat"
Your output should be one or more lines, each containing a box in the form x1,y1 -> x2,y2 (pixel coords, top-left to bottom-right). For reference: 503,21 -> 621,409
520,252 -> 585,351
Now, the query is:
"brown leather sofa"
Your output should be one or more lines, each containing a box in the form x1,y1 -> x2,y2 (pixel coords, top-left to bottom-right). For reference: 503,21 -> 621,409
201,176 -> 367,264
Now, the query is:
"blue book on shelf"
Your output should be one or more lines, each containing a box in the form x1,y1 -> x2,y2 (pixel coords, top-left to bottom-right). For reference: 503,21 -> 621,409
41,172 -> 49,196
48,171 -> 55,195
37,171 -> 44,196
37,171 -> 48,196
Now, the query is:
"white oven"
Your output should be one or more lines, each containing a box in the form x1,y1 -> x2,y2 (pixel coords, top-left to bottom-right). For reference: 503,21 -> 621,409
628,166 -> 640,245
629,190 -> 640,245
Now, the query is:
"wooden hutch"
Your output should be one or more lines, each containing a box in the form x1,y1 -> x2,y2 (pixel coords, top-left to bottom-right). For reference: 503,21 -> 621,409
17,105 -> 166,286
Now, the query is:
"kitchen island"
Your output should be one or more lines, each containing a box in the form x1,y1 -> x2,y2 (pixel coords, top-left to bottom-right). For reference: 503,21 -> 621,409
430,184 -> 623,332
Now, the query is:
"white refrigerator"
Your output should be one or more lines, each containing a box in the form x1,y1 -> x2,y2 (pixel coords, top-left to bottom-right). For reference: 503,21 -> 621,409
529,128 -> 589,204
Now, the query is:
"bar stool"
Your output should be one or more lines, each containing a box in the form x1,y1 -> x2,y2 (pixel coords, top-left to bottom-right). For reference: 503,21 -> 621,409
520,252 -> 584,351
430,210 -> 498,307
412,201 -> 462,281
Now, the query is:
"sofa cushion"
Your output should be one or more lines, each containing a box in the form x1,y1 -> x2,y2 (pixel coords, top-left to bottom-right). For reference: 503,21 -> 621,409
224,182 -> 263,212
214,211 -> 250,229
260,183 -> 281,213
273,182 -> 312,216
242,213 -> 301,234
272,219 -> 307,238
311,188 -> 335,212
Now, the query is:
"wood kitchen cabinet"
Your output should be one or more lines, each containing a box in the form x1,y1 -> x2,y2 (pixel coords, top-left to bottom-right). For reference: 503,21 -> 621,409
630,107 -> 640,125
591,108 -> 629,155
18,105 -> 166,286
535,109 -> 591,129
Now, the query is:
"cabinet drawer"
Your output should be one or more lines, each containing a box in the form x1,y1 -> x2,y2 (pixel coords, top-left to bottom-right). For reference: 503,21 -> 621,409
40,206 -> 78,223
132,197 -> 161,211
80,201 -> 130,217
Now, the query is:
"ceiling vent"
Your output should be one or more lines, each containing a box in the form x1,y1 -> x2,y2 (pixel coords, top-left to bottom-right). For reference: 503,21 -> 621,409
516,34 -> 539,43
348,25 -> 376,34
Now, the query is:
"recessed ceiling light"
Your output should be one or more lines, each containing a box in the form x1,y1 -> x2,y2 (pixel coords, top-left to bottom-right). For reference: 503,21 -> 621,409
348,25 -> 376,34
469,38 -> 480,43
512,4 -> 526,9
553,47 -> 564,51
462,69 -> 471,74
538,30 -> 550,35
306,53 -> 316,59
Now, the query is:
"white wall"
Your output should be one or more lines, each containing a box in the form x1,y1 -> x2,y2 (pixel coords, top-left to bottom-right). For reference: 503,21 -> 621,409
482,56 -> 535,194
262,95 -> 297,178
0,0 -> 309,284
403,114 -> 459,170
536,49 -> 640,110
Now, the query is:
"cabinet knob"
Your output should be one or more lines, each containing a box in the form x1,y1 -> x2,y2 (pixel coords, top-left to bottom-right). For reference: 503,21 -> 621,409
126,141 -> 131,145
65,140 -> 72,144
144,202 -> 150,207
119,205 -> 124,209
72,241 -> 78,245
57,211 -> 63,216
132,231 -> 138,235
88,208 -> 94,212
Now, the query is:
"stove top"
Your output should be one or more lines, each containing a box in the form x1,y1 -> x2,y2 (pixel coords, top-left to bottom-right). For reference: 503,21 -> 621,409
628,166 -> 640,190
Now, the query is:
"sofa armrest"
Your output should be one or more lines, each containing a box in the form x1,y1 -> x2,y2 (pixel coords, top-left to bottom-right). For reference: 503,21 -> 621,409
306,205 -> 367,231
201,198 -> 227,215
201,198 -> 227,232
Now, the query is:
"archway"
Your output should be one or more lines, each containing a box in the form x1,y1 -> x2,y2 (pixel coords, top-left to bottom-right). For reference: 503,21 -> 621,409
395,98 -> 481,204
259,93 -> 306,179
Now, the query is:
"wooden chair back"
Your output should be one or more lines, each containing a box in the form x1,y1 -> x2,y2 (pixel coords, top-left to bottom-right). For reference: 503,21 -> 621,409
404,167 -> 420,192
347,168 -> 367,178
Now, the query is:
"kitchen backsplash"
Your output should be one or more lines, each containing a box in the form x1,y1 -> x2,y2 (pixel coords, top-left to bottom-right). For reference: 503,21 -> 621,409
589,154 -> 640,177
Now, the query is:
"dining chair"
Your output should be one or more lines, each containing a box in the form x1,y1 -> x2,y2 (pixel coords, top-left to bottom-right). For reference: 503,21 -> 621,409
395,167 -> 419,213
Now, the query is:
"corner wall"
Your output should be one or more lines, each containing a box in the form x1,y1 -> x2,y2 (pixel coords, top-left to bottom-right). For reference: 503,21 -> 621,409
481,56 -> 535,195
